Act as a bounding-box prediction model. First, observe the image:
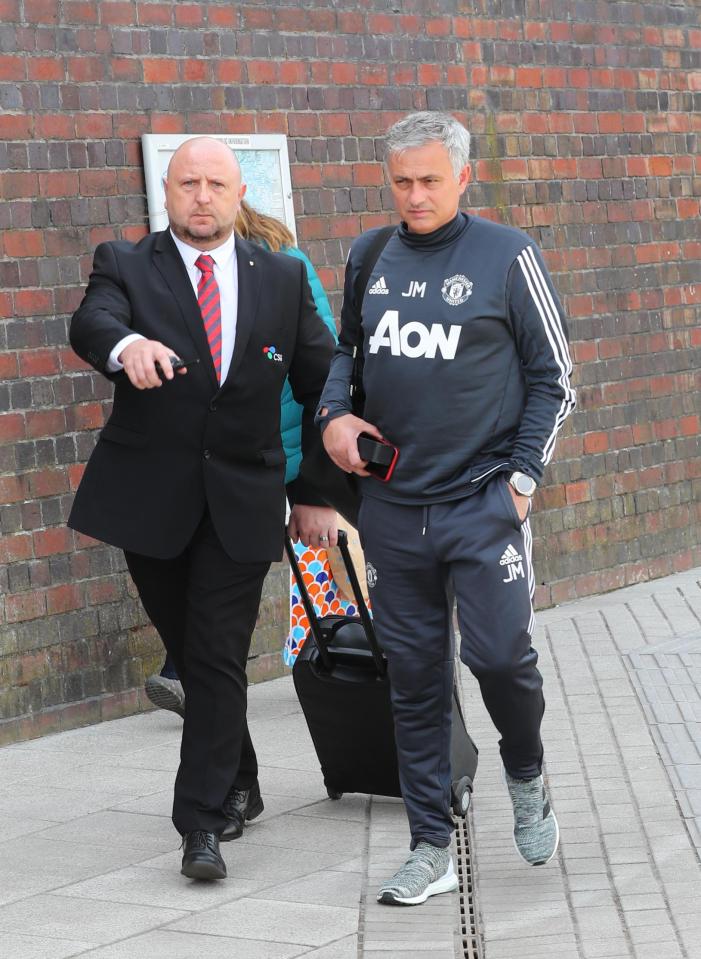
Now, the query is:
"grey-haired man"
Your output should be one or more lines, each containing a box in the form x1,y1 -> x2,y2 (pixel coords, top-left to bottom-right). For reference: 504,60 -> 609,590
319,112 -> 575,905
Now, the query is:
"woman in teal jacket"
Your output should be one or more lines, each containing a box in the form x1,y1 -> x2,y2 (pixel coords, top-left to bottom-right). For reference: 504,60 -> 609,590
144,200 -> 338,715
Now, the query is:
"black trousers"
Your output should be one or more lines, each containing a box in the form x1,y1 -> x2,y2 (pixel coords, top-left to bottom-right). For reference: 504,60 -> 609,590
358,479 -> 545,850
125,510 -> 270,836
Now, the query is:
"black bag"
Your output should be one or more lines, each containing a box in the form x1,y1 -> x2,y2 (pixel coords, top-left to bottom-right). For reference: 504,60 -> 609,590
285,529 -> 478,814
297,227 -> 397,526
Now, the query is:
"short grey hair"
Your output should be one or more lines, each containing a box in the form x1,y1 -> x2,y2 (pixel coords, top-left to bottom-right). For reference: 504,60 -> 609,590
384,112 -> 471,177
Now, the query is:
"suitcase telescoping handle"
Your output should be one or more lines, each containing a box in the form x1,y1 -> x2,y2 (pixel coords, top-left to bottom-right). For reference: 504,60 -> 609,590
284,533 -> 334,672
284,530 -> 386,677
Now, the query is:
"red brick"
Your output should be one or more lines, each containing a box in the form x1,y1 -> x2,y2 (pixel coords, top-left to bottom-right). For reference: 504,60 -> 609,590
565,481 -> 591,505
4,230 -> 45,257
208,4 -> 236,27
35,114 -> 75,138
46,583 -> 83,615
67,56 -> 105,81
392,65 -> 416,85
85,578 -> 121,605
255,114 -> 287,134
0,534 -> 33,564
0,352 -> 19,379
0,0 -> 20,19
352,164 -> 384,187
136,2 -> 171,25
279,61 -> 309,85
516,67 -> 542,88
74,112 -> 113,138
0,114 -> 32,138
359,64 -> 389,85
38,171 -> 80,197
418,64 -> 442,85
0,475 -> 28,504
25,409 -> 67,440
583,432 -> 609,455
78,169 -> 118,197
111,56 -> 142,81
151,113 -> 185,133
68,463 -> 87,490
143,58 -> 178,83
112,113 -> 149,138
26,56 -> 64,80
5,591 -> 47,624
18,348 -> 61,376
426,16 -> 450,36
33,527 -> 74,558
247,60 -> 277,84
64,0 -> 98,21
182,59 -> 211,82
100,2 -> 133,24
215,60 -> 243,83
25,0 -> 59,22
0,413 -> 26,442
2,172 -> 39,199
0,55 -> 25,79
28,468 -> 70,498
331,62 -> 357,84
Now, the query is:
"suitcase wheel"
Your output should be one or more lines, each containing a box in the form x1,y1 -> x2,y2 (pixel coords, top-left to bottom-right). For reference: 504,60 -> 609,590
451,776 -> 472,817
326,787 -> 343,800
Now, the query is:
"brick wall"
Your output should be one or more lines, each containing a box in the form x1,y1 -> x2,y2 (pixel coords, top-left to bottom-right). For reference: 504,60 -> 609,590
1,0 -> 700,742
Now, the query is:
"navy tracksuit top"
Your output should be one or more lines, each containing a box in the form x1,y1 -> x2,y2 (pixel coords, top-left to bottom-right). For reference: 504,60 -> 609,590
319,212 -> 576,504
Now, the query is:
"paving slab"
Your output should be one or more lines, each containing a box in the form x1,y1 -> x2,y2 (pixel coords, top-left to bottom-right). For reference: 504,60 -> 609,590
1,567 -> 700,958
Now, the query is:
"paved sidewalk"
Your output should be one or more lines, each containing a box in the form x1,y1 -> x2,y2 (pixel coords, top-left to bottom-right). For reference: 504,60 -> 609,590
0,568 -> 700,958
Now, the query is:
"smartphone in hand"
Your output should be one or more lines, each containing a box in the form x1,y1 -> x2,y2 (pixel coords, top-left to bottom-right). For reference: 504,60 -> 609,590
156,356 -> 200,377
357,432 -> 399,482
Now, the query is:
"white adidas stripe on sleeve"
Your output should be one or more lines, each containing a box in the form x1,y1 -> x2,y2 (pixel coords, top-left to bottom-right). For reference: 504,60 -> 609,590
516,246 -> 576,465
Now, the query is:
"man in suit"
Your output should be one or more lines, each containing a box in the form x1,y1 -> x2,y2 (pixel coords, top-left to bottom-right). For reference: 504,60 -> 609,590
69,137 -> 336,880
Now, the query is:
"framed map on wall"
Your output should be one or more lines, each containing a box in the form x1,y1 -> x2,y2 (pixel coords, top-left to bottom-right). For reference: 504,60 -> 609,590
141,133 -> 296,239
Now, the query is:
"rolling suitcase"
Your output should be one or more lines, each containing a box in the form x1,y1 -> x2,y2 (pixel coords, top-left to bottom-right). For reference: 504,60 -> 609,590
285,530 -> 478,815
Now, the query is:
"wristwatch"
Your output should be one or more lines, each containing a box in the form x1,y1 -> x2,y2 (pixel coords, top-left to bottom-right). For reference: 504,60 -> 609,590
508,471 -> 537,497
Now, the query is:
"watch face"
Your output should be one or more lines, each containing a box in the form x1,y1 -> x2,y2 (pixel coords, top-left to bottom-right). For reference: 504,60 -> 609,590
512,473 -> 535,496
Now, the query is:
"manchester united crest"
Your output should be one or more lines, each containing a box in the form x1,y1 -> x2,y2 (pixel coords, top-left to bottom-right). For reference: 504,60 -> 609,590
441,274 -> 473,306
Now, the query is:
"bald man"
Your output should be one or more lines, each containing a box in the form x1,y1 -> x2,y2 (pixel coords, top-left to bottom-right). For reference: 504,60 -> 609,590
69,137 -> 335,879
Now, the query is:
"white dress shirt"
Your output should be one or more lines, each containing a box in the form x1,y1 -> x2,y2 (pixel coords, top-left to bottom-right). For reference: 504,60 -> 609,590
107,230 -> 239,382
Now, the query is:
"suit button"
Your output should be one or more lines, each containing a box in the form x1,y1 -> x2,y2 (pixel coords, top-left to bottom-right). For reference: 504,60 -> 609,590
203,449 -> 211,459
209,401 -> 217,412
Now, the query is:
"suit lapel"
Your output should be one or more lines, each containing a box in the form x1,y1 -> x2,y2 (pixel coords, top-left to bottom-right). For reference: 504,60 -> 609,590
152,229 -> 219,390
223,236 -> 263,388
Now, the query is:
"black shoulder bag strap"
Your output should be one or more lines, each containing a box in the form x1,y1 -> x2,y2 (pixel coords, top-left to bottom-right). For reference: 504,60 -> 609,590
350,225 -> 396,415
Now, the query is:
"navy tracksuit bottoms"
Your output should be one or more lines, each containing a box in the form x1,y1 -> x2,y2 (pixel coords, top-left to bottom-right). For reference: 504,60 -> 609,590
358,477 -> 545,850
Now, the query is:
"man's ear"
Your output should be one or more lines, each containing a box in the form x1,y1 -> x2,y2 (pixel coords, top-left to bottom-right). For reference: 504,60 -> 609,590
458,163 -> 471,195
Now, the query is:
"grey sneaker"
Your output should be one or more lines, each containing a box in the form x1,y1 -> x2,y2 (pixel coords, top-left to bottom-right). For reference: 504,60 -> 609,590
505,770 -> 559,866
377,841 -> 458,906
145,675 -> 185,718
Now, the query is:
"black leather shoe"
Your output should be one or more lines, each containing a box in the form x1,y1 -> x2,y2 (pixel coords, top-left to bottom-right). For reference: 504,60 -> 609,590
221,780 -> 264,842
181,830 -> 227,880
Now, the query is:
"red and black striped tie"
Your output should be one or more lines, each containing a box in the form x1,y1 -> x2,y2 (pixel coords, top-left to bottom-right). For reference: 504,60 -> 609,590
195,254 -> 222,382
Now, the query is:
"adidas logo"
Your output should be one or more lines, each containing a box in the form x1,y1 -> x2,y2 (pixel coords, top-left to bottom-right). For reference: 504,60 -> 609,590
368,276 -> 389,295
499,544 -> 523,567
500,543 -> 525,584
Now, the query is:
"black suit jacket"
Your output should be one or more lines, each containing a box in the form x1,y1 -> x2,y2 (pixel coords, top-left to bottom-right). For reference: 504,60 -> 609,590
68,229 -> 334,562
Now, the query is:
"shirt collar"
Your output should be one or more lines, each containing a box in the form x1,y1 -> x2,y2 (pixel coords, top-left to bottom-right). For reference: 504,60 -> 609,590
170,229 -> 237,271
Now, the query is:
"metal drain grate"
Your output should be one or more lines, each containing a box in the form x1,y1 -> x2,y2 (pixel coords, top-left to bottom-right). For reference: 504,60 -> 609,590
454,809 -> 483,959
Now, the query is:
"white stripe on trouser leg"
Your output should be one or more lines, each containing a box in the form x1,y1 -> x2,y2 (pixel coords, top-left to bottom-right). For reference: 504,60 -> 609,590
522,518 -> 536,637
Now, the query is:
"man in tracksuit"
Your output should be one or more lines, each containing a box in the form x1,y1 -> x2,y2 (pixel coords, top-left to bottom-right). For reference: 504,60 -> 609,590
318,112 -> 575,906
